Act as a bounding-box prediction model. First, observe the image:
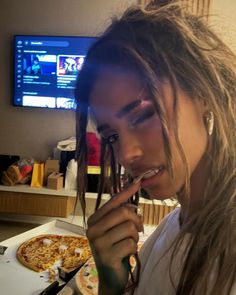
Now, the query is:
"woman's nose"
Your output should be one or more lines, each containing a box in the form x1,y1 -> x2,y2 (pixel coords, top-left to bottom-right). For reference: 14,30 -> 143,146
118,134 -> 143,167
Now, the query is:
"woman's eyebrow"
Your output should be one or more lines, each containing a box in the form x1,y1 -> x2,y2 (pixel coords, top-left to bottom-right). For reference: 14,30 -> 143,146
116,99 -> 142,118
96,99 -> 142,133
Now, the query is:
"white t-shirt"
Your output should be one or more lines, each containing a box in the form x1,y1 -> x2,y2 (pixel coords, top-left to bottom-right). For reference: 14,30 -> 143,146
132,208 -> 236,295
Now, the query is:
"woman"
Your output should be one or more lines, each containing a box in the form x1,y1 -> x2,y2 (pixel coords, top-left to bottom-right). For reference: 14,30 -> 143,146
75,1 -> 236,294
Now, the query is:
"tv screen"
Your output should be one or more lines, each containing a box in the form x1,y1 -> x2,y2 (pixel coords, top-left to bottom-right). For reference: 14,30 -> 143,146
13,35 -> 96,110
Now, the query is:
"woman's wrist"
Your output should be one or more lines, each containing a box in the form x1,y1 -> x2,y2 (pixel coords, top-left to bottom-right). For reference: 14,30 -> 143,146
98,283 -> 124,295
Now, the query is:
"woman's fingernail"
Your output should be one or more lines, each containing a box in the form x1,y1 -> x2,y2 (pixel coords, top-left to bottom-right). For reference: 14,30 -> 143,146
133,175 -> 142,184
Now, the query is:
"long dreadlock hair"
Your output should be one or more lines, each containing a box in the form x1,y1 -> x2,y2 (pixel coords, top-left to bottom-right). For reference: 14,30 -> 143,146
75,1 -> 236,294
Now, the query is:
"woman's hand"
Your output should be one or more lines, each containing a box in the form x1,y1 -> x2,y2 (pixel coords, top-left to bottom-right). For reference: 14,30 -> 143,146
86,182 -> 143,295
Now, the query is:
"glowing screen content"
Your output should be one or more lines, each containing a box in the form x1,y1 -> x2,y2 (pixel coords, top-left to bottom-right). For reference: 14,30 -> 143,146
13,35 -> 96,110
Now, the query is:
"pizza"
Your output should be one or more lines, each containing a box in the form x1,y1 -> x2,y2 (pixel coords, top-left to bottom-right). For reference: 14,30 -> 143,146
76,256 -> 98,295
75,242 -> 143,295
16,234 -> 91,279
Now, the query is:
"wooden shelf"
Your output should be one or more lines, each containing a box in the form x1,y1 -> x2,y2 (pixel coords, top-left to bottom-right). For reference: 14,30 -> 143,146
0,185 -> 76,217
0,185 -> 178,224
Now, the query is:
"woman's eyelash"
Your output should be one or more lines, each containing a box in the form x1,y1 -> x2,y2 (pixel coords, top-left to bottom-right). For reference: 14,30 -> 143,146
106,133 -> 119,144
103,108 -> 155,144
130,108 -> 155,126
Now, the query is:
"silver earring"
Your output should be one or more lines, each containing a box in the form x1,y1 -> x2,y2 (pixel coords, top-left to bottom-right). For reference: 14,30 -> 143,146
204,111 -> 214,136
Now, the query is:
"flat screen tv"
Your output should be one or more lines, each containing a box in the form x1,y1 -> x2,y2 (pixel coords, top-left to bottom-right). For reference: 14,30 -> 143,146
13,35 -> 96,110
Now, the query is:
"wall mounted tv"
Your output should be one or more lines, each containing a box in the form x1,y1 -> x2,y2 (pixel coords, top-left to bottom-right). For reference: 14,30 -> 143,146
13,35 -> 96,110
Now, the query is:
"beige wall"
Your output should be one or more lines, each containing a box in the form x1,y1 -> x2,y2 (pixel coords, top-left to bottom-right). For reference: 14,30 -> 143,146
0,0 -> 136,161
0,0 -> 235,161
210,0 -> 236,53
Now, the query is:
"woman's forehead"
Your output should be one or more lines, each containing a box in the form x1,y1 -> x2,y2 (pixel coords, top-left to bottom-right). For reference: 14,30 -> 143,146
89,67 -> 143,109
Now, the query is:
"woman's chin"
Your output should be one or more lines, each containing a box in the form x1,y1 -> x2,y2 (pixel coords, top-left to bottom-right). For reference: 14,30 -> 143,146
140,187 -> 177,201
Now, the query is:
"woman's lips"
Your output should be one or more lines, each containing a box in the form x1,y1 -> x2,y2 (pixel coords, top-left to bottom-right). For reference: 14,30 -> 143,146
133,166 -> 164,184
140,166 -> 165,188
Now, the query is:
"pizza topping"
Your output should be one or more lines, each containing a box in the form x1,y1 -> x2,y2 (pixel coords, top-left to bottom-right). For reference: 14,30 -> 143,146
74,248 -> 83,256
43,239 -> 53,246
59,245 -> 68,253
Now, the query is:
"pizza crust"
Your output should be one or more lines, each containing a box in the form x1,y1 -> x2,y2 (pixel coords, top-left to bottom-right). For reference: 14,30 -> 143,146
16,234 -> 57,272
17,247 -> 43,272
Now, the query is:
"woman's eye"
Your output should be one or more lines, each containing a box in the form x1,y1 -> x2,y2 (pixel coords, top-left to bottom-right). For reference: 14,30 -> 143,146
106,133 -> 119,144
130,108 -> 155,127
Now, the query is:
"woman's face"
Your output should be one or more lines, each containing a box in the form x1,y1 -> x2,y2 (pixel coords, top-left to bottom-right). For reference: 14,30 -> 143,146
90,67 -> 208,200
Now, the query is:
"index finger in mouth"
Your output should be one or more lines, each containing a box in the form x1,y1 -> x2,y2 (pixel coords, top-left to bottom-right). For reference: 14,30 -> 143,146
87,181 -> 141,227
